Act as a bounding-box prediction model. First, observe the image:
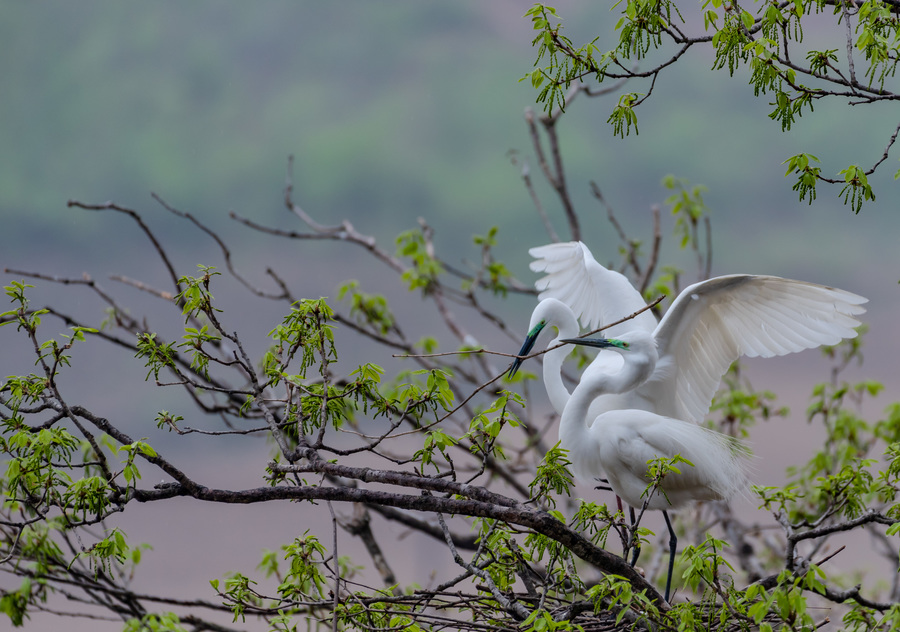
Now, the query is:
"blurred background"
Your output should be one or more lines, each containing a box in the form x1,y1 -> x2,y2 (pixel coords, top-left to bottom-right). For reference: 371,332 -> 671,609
2,2 -> 898,629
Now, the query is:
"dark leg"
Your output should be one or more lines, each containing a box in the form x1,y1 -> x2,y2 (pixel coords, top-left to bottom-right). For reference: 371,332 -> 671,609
628,506 -> 641,566
662,511 -> 677,602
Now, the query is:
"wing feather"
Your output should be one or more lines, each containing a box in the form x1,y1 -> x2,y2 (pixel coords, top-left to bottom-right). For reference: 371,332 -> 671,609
529,241 -> 657,335
596,410 -> 748,508
644,275 -> 867,423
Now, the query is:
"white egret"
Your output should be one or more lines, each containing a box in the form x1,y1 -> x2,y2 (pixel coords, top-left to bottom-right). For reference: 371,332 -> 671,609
511,242 -> 867,599
508,241 -> 656,417
556,332 -> 749,602
514,241 -> 868,425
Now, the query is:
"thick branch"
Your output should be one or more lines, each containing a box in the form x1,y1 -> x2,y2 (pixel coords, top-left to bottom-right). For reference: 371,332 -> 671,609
138,479 -> 666,606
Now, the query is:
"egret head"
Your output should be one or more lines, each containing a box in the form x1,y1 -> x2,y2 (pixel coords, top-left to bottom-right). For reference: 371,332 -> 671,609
560,329 -> 659,377
509,299 -> 580,379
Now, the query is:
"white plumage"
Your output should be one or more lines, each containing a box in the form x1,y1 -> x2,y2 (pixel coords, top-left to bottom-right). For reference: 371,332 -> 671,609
518,241 -> 868,424
556,330 -> 748,509
529,241 -> 657,334
556,331 -> 749,601
512,241 -> 868,601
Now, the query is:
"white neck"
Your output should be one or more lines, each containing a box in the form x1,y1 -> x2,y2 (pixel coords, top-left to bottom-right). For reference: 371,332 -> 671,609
543,335 -> 573,415
558,349 -> 654,449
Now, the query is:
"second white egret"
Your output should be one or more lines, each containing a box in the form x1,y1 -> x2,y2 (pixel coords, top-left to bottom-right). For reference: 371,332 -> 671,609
557,333 -> 749,602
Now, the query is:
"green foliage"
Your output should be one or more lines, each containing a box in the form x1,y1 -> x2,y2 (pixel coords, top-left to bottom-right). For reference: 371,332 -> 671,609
643,453 -> 693,506
266,298 -> 337,385
663,175 -> 709,249
523,4 -> 595,113
3,217 -> 898,632
643,264 -> 682,305
570,500 -> 616,549
178,324 -> 220,379
415,428 -> 459,471
337,280 -> 395,335
608,92 -> 641,138
1,284 -> 98,389
336,598 -> 422,632
124,613 -> 187,632
118,439 -> 158,489
74,528 -> 135,576
464,390 -> 523,460
134,332 -> 177,381
1,281 -> 46,334
523,508 -> 576,574
710,363 -> 789,438
295,384 -> 354,434
278,535 -> 329,601
856,0 -> 900,87
680,534 -> 734,593
0,584 -> 29,627
155,409 -> 185,432
395,368 -> 455,415
3,425 -> 79,507
174,265 -> 222,322
753,570 -> 818,630
614,0 -> 674,59
586,574 -> 659,627
62,475 -> 112,521
1,375 -> 47,412
415,335 -> 439,353
212,573 -> 260,623
396,228 -> 444,293
525,2 -> 898,212
838,164 -> 876,214
709,7 -> 751,74
755,332 -> 900,538
523,608 -> 578,632
783,153 -> 821,204
806,48 -> 839,76
3,11 -> 900,624
529,442 -> 574,507
468,226 -> 514,297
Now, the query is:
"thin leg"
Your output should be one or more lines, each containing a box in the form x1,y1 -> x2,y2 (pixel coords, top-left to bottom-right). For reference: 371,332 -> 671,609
628,506 -> 641,566
662,511 -> 677,602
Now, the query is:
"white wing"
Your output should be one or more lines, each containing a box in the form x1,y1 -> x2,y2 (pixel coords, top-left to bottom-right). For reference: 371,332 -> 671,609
595,410 -> 749,509
641,275 -> 867,423
529,241 -> 657,336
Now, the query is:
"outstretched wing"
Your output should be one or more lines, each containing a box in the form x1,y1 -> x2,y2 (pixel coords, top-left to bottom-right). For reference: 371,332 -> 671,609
643,275 -> 867,423
529,241 -> 657,336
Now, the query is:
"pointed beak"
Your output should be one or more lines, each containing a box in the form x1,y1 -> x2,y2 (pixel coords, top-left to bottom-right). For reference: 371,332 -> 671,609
559,336 -> 621,349
508,322 -> 546,378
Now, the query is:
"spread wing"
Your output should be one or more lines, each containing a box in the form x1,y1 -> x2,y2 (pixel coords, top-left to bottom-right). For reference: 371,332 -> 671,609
529,241 -> 657,336
642,275 -> 867,423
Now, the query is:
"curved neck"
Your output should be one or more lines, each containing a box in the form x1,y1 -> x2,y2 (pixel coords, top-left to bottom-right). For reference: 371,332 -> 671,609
558,350 -> 654,448
543,340 -> 571,415
539,310 -> 581,416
